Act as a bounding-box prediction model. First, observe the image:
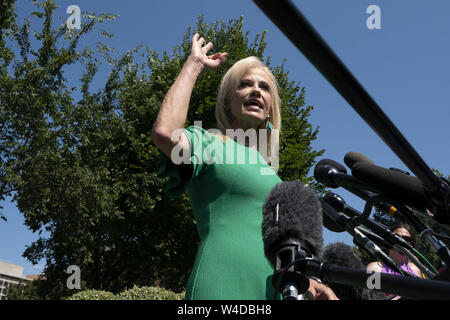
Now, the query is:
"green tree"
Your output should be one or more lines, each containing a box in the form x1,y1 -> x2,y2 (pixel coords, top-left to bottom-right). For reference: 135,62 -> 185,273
0,0 -> 16,222
4,279 -> 46,300
1,1 -> 324,299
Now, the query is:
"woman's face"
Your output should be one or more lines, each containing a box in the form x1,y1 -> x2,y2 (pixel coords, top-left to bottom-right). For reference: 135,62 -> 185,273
390,227 -> 412,264
228,67 -> 272,130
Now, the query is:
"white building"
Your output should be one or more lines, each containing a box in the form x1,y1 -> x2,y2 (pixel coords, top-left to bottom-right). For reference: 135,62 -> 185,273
0,260 -> 31,300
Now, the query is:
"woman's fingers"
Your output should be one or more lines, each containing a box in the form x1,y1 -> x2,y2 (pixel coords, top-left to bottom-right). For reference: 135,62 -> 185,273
208,52 -> 227,59
209,52 -> 221,59
192,33 -> 199,43
202,42 -> 213,54
191,34 -> 204,48
190,34 -> 227,70
210,52 -> 228,62
205,52 -> 227,68
192,34 -> 210,58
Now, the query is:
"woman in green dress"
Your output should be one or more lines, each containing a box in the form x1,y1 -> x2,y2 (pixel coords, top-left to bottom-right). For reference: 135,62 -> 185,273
152,33 -> 337,300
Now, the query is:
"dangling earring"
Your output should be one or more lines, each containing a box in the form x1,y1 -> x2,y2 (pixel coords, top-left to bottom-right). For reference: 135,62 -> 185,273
225,108 -> 233,125
266,114 -> 273,133
225,108 -> 232,124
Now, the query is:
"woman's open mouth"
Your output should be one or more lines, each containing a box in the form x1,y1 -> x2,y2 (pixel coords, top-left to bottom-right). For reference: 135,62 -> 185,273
244,99 -> 263,110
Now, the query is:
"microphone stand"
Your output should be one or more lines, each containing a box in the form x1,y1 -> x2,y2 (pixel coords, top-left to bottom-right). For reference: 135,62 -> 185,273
329,183 -> 450,268
295,256 -> 450,300
271,240 -> 311,300
321,199 -> 407,276
350,189 -> 450,268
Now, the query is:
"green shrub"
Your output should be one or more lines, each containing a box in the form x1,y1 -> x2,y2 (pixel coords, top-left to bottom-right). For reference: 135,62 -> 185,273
117,286 -> 184,300
66,286 -> 185,300
66,289 -> 117,300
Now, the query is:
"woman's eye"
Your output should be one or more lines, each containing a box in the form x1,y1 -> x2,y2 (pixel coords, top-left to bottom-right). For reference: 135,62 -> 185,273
239,80 -> 251,88
260,84 -> 270,91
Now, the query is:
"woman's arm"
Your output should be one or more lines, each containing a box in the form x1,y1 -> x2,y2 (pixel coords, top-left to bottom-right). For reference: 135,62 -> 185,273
366,261 -> 383,273
151,33 -> 227,159
409,262 -> 423,277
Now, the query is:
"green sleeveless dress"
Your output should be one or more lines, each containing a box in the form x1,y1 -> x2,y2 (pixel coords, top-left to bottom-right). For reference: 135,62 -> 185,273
157,125 -> 282,299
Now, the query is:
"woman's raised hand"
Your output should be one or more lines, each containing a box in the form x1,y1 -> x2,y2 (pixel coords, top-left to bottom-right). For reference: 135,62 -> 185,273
189,33 -> 227,72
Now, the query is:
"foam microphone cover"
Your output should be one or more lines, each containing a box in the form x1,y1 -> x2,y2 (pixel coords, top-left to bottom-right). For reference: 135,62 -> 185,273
262,181 -> 324,264
344,151 -> 375,169
352,162 -> 427,210
323,242 -> 384,300
324,242 -> 365,269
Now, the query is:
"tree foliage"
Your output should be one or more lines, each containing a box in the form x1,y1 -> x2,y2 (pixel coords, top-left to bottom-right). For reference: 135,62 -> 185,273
1,0 -> 324,299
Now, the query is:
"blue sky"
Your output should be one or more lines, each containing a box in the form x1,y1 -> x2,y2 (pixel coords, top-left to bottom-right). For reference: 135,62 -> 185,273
2,0 -> 450,277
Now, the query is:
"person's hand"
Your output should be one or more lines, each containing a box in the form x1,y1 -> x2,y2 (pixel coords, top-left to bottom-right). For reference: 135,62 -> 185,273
305,279 -> 339,300
188,33 -> 227,72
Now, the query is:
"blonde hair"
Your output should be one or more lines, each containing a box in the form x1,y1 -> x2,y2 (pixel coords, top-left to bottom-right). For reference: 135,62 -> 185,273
214,56 -> 281,160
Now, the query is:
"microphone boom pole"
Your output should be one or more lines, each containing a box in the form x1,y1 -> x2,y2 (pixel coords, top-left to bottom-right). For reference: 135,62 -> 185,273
252,0 -> 449,217
297,258 -> 450,300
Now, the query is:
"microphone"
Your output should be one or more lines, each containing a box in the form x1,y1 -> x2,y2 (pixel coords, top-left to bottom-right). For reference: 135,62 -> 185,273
262,182 -> 450,299
324,181 -> 450,268
323,192 -> 439,278
322,211 -> 347,233
314,159 -> 376,197
313,159 -> 347,188
320,198 -> 406,275
356,226 -> 393,251
344,151 -> 375,169
320,194 -> 347,233
351,162 -> 428,212
344,151 -> 450,226
323,192 -> 414,251
315,157 -> 450,229
314,158 -> 444,260
323,242 -> 384,300
262,181 -> 324,299
352,161 -> 450,226
313,159 -> 367,232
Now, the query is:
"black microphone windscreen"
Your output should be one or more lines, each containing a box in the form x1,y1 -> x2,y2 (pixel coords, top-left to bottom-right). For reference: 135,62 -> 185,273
262,181 -> 324,264
352,162 -> 427,210
314,159 -> 348,188
323,242 -> 384,300
344,151 -> 375,169
321,193 -> 348,232
322,213 -> 346,233
315,159 -> 347,174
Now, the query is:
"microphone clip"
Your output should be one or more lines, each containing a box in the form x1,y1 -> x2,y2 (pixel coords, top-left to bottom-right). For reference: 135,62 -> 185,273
272,202 -> 280,227
351,194 -> 391,227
